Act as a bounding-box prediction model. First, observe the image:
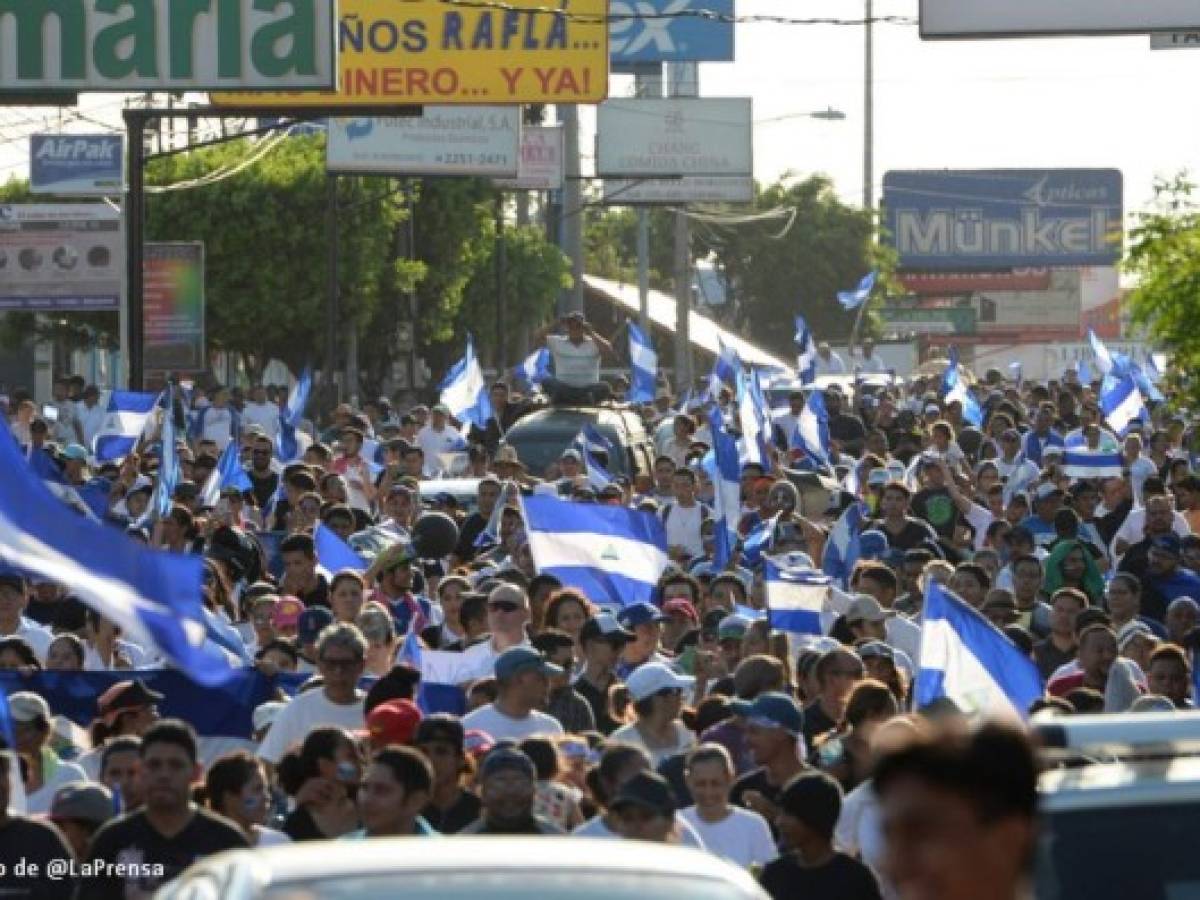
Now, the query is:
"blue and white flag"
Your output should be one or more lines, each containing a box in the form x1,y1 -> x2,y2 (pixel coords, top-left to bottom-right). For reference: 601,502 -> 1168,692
741,517 -> 773,569
315,522 -> 368,574
93,391 -> 159,463
794,316 -> 817,384
1002,455 -> 1038,507
147,387 -> 180,523
942,348 -> 983,427
1088,329 -> 1115,376
582,446 -> 614,491
276,366 -> 312,462
1060,449 -> 1123,480
440,335 -> 494,430
1127,358 -> 1165,403
792,390 -> 831,470
0,421 -> 233,687
1100,374 -> 1146,435
713,339 -> 742,386
706,406 -> 742,570
765,558 -> 830,636
628,322 -> 658,404
916,581 -> 1043,719
837,271 -> 876,311
822,501 -> 864,589
513,348 -> 551,391
199,440 -> 253,509
574,423 -> 612,456
474,481 -> 513,549
522,494 -> 669,608
736,369 -> 769,467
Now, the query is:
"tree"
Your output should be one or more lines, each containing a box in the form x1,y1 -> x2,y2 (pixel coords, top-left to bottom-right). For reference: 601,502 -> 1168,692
1124,174 -> 1200,403
583,205 -> 675,290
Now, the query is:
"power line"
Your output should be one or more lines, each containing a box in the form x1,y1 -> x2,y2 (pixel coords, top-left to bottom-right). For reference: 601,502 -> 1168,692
427,0 -> 916,26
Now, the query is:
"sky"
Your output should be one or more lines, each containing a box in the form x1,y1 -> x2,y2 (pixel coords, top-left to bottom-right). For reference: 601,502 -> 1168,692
2,0 -> 1200,224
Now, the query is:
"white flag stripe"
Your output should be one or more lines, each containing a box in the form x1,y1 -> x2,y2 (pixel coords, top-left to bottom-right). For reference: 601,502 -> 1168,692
526,530 -> 669,585
920,618 -> 1023,720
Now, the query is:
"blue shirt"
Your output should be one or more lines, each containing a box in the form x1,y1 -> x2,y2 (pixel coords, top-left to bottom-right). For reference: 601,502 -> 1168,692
1022,429 -> 1065,467
1018,515 -> 1058,548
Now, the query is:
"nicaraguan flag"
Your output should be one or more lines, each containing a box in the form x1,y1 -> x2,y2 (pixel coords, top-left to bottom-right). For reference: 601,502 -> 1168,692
199,440 -> 253,509
837,271 -> 876,310
766,558 -> 830,636
1100,374 -> 1146,435
1089,329 -> 1115,376
628,322 -> 658,404
942,348 -> 983,427
574,423 -> 612,456
0,421 -> 233,686
916,581 -> 1043,719
822,501 -> 864,589
736,369 -> 769,467
1061,449 -> 1123,480
146,387 -> 180,523
706,406 -> 743,570
474,480 -> 513,549
794,315 -> 817,384
522,494 -> 669,608
1127,359 -> 1164,403
741,517 -> 773,568
93,391 -> 159,463
792,389 -> 832,470
440,335 -> 493,430
713,338 -> 742,386
315,522 -> 368,574
513,348 -> 551,391
276,367 -> 313,462
582,446 -> 614,491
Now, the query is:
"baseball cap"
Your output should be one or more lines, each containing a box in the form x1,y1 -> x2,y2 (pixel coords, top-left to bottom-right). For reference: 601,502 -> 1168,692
298,606 -> 334,646
981,593 -> 1019,621
463,729 -> 496,759
717,614 -> 751,641
662,598 -> 699,624
1034,483 -> 1064,502
494,647 -> 563,681
859,529 -> 888,559
480,746 -> 536,781
579,613 -> 634,645
96,680 -> 163,720
625,662 -> 694,702
560,448 -> 582,463
845,595 -> 887,624
415,713 -> 465,751
8,692 -> 50,724
618,601 -> 666,629
1116,620 -> 1155,652
1152,534 -> 1183,558
365,699 -> 423,747
50,783 -> 114,826
729,691 -> 804,735
61,444 -> 89,462
432,403 -> 451,416
272,596 -> 305,629
609,771 -> 676,818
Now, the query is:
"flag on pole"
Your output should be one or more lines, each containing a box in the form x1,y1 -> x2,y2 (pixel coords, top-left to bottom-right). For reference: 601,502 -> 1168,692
440,335 -> 494,430
915,581 -> 1043,719
736,369 -> 769,467
713,339 -> 742,386
147,387 -> 180,523
791,390 -> 832,471
706,406 -> 742,570
1100,375 -> 1146,435
765,559 -> 831,636
314,522 -> 368,574
822,501 -> 864,588
837,271 -> 876,310
92,391 -> 159,463
942,348 -> 983,427
276,366 -> 312,462
794,316 -> 817,384
512,348 -> 551,391
1088,329 -> 1115,376
628,322 -> 658,404
199,440 -> 253,509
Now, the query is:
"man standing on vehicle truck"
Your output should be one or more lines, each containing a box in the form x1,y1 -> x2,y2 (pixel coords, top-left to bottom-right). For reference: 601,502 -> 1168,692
535,313 -> 615,404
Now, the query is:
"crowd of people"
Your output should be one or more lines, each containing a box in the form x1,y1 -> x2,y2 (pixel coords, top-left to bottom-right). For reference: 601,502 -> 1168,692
0,334 -> 1187,900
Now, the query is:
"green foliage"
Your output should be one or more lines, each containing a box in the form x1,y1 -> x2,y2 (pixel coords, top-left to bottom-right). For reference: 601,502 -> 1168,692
583,205 -> 675,290
1124,174 -> 1200,404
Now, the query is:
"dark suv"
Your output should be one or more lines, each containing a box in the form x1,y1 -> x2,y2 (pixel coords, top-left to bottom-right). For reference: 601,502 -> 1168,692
502,406 -> 656,481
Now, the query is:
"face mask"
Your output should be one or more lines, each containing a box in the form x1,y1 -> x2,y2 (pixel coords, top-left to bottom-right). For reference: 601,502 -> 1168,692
335,761 -> 359,783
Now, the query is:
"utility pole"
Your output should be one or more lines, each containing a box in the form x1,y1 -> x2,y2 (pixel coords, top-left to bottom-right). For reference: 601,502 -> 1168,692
326,174 -> 340,405
559,104 -> 584,316
863,0 -> 875,210
669,62 -> 698,394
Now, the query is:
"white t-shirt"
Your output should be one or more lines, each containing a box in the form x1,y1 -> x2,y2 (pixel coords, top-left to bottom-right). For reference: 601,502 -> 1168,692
835,782 -> 894,899
1112,508 -> 1191,556
26,759 -> 89,814
200,406 -> 236,450
254,826 -> 292,847
242,402 -> 281,440
573,812 -> 707,849
416,425 -> 465,474
453,637 -> 532,684
679,806 -> 778,868
609,721 -> 695,767
76,400 -> 109,450
814,352 -> 846,375
462,704 -> 563,741
661,502 -> 706,559
84,640 -> 152,671
258,688 -> 365,764
3,619 -> 52,663
547,335 -> 601,387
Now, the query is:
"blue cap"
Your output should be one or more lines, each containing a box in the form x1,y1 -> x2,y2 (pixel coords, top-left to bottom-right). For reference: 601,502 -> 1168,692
298,606 -> 334,645
729,691 -> 804,736
494,647 -> 563,681
618,601 -> 666,628
859,529 -> 888,559
1152,534 -> 1182,557
62,444 -> 89,462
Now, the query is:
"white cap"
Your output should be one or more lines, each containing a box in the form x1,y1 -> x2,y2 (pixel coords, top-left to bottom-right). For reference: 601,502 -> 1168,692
625,662 -> 695,702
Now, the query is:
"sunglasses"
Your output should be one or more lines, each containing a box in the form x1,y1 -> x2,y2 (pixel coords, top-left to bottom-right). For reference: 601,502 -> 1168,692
489,600 -> 522,613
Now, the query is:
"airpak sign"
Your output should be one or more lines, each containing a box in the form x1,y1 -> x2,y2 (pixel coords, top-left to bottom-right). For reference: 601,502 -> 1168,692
0,0 -> 337,91
883,169 -> 1123,270
31,134 -> 124,195
213,0 -> 608,107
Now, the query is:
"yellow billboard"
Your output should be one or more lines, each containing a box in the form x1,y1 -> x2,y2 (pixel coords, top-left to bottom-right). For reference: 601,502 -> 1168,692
212,0 -> 609,107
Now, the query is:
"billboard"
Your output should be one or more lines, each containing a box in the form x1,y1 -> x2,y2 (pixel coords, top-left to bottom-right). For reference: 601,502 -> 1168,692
898,270 -> 1052,294
0,1 -> 336,91
883,169 -> 1123,270
0,204 -> 122,312
596,98 -> 753,178
213,0 -> 608,108
30,135 -> 123,195
610,0 -> 735,64
327,109 -> 521,177
143,243 -> 205,373
921,0 -> 1200,38
602,175 -> 754,205
495,126 -> 565,190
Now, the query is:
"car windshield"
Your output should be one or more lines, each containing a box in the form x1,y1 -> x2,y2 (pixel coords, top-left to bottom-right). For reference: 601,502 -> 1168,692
261,870 -> 749,900
1037,801 -> 1200,900
506,421 -> 627,477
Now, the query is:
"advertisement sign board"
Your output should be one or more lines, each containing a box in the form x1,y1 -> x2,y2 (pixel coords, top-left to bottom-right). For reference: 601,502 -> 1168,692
883,169 -> 1123,270
596,98 -> 753,178
143,243 -> 205,372
0,204 -> 122,311
610,0 -> 735,64
602,175 -> 754,204
880,306 -> 977,335
974,269 -> 1081,334
327,109 -> 521,177
30,135 -> 123,195
921,0 -> 1200,37
0,1 -> 336,91
213,0 -> 608,107
898,269 -> 1052,294
495,126 -> 565,190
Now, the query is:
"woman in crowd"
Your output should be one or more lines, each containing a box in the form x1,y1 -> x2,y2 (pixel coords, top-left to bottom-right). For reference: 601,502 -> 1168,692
277,726 -> 362,841
205,750 -> 291,846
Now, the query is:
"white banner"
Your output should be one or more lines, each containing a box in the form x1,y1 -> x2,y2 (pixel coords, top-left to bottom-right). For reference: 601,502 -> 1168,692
922,0 -> 1200,37
596,97 -> 753,179
602,175 -> 754,205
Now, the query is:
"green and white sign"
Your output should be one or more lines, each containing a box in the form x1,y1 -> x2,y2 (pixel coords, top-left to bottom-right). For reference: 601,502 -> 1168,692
0,0 -> 337,91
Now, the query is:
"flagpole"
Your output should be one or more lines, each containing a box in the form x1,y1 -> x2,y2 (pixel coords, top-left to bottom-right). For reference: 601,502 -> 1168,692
847,292 -> 871,358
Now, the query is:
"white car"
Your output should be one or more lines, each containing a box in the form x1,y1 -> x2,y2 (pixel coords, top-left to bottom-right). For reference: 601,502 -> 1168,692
156,837 -> 771,900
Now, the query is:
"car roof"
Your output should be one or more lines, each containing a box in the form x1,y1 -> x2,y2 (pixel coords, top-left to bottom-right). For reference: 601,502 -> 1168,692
507,406 -> 636,430
1040,756 -> 1200,812
181,838 -> 763,890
